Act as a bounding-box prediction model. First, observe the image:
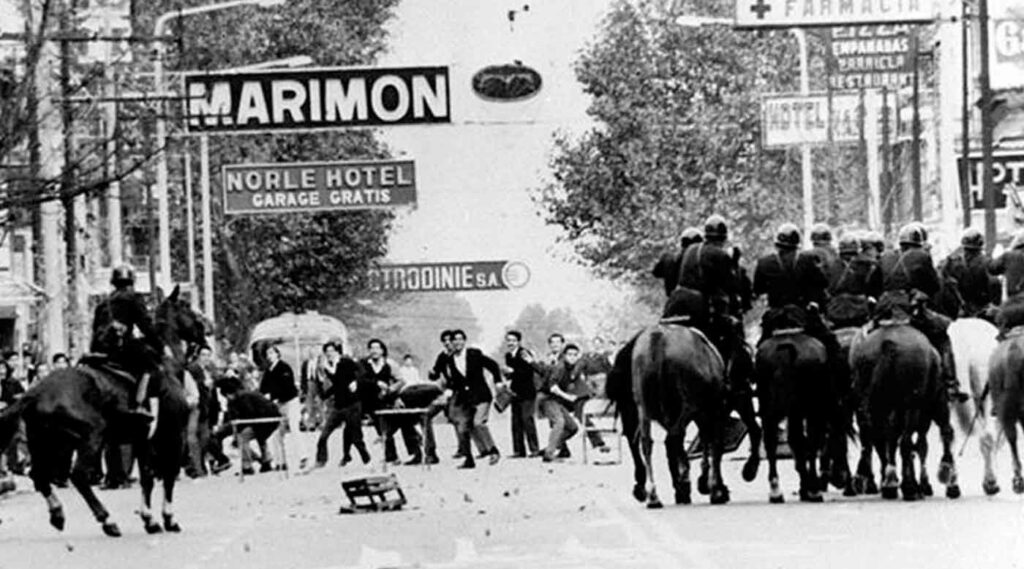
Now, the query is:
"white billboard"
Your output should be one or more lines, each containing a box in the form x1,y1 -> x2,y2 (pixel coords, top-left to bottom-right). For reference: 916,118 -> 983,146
992,3 -> 1024,89
761,92 -> 863,148
734,0 -> 935,29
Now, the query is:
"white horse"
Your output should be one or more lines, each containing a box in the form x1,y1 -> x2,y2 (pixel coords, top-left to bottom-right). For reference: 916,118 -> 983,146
948,317 -> 1002,494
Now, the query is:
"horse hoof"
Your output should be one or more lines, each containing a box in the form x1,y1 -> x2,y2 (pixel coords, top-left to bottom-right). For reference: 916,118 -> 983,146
937,460 -> 953,485
632,485 -> 647,503
946,484 -> 962,500
881,486 -> 899,500
140,514 -> 163,534
920,481 -> 934,497
741,457 -> 760,482
102,522 -> 122,537
865,479 -> 879,495
769,494 -> 785,504
901,485 -> 920,502
675,482 -> 691,505
710,486 -> 730,505
49,508 -> 65,532
646,499 -> 664,510
800,490 -> 824,503
163,515 -> 181,533
1013,476 -> 1024,495
697,474 -> 710,496
843,484 -> 857,498
983,479 -> 1001,496
852,476 -> 865,495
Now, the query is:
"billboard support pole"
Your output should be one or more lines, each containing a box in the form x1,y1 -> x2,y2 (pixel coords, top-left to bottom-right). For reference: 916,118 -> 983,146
792,28 -> 814,238
979,0 -> 997,252
201,133 -> 214,325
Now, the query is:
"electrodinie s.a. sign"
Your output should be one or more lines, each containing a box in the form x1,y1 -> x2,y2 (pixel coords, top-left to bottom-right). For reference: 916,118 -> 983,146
222,159 -> 415,215
184,66 -> 450,133
368,261 -> 531,293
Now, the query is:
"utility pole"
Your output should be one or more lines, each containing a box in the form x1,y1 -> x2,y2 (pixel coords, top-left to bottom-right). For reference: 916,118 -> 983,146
911,28 -> 922,222
978,0 -> 997,251
960,0 -> 972,227
881,87 -> 893,234
34,1 -> 67,359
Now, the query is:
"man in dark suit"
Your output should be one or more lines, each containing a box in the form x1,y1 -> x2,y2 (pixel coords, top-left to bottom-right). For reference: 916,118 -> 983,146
502,330 -> 540,458
259,345 -> 309,470
443,329 -> 503,469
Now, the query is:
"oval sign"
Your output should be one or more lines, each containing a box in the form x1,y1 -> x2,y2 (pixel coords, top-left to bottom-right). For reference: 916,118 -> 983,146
471,63 -> 542,102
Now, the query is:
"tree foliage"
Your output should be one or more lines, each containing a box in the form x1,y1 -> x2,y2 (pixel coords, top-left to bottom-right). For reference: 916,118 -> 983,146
536,0 -> 806,284
134,0 -> 401,348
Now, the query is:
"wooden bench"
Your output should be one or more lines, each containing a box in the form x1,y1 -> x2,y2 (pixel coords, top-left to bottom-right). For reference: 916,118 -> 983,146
339,474 -> 406,514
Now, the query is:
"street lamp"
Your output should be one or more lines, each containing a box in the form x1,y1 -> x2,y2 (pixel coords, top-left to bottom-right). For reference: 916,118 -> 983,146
675,16 -> 814,238
195,55 -> 313,325
152,0 -> 287,294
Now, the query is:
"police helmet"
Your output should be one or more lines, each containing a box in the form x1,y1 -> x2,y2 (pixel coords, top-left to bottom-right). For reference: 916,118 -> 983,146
810,223 -> 832,245
679,227 -> 704,249
861,230 -> 885,253
110,264 -> 135,287
838,234 -> 860,256
960,227 -> 984,251
703,214 -> 728,241
774,223 -> 802,250
912,222 -> 929,243
897,223 -> 926,248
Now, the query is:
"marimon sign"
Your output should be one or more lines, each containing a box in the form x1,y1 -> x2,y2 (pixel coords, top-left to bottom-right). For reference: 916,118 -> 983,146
368,261 -> 531,293
222,159 -> 415,214
734,0 -> 934,28
184,66 -> 450,133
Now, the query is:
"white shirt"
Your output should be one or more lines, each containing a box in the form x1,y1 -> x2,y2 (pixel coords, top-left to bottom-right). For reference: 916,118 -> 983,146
453,349 -> 467,376
399,364 -> 423,385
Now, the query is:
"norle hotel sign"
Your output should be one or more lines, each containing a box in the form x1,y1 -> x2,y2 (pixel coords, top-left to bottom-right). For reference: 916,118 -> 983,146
734,0 -> 934,28
184,66 -> 450,133
221,159 -> 416,215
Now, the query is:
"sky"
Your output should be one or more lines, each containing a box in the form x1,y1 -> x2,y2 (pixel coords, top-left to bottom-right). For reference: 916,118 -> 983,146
377,0 -> 623,347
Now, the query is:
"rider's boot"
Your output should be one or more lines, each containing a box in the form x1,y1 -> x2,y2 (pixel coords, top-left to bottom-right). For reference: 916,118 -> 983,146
938,338 -> 970,404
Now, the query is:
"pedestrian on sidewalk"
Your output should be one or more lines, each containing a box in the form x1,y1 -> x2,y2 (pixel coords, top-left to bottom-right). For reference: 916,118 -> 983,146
315,342 -> 370,467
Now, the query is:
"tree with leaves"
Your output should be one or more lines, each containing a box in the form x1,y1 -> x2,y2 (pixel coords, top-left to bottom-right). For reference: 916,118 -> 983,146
536,0 -> 813,286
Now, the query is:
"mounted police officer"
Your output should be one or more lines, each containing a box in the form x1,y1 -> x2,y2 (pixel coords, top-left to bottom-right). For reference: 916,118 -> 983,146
989,229 -> 1024,333
877,224 -> 968,402
826,233 -> 883,328
752,223 -> 838,364
939,227 -> 998,321
653,226 -> 703,297
810,223 -> 843,291
670,214 -> 740,341
88,265 -> 163,435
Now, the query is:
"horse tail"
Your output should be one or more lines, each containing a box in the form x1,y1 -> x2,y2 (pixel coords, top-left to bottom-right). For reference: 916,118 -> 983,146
606,331 -> 639,403
0,397 -> 27,454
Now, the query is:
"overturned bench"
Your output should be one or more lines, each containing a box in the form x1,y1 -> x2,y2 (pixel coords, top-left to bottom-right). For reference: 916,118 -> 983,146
339,474 -> 406,514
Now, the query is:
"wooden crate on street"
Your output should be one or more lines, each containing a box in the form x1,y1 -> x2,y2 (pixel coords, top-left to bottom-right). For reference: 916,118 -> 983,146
339,474 -> 406,514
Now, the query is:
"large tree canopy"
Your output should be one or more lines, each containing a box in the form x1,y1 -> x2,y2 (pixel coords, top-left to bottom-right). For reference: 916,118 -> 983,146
536,0 -> 808,284
135,0 -> 401,347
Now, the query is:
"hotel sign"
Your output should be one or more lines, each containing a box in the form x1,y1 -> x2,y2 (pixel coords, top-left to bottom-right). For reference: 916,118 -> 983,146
184,66 -> 450,133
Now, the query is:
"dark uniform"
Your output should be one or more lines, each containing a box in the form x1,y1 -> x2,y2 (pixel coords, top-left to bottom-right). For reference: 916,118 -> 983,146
941,248 -> 997,319
654,227 -> 703,297
877,225 -> 965,401
990,244 -> 1024,330
827,242 -> 882,328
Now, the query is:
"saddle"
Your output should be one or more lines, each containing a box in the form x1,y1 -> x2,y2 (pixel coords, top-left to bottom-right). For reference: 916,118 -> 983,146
78,355 -> 138,388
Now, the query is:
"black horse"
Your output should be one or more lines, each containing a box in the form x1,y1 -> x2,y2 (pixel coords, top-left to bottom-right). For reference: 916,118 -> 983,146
0,286 -> 205,536
627,324 -> 730,508
755,329 -> 835,503
850,322 -> 960,501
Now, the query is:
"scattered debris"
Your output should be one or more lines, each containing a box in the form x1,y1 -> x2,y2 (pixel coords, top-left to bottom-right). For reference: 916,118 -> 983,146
463,493 -> 473,503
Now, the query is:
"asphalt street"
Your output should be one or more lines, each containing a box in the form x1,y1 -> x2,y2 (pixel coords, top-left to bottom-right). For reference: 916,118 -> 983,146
1,422 -> 1023,569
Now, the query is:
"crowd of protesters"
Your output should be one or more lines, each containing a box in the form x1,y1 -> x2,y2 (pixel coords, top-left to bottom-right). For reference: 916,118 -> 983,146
0,329 -> 620,487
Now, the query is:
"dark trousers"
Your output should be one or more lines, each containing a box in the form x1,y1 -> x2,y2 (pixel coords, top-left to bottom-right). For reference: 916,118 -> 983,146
316,402 -> 366,465
510,396 -> 540,455
540,397 -> 578,457
381,416 -> 421,462
212,424 -> 271,470
451,400 -> 497,461
103,442 -> 133,485
185,408 -> 212,477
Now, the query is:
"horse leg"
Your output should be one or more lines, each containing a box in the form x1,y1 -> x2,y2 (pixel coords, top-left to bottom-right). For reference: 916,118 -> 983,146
763,415 -> 783,504
735,391 -> 762,482
25,424 -> 65,532
664,430 -> 689,505
162,475 -> 180,532
981,425 -> 1000,496
638,416 -> 661,509
1009,418 -> 1024,495
697,447 -> 711,496
709,415 -> 730,505
935,403 -> 961,499
898,417 -> 920,501
622,406 -> 646,503
852,413 -> 877,495
880,417 -> 900,500
69,435 -> 121,537
137,448 -> 161,534
916,426 -> 933,497
806,414 -> 827,501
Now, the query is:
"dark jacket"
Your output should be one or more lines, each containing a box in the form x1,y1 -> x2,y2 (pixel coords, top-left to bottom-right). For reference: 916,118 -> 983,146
542,360 -> 588,408
360,358 -> 397,411
832,254 -> 883,298
91,288 -> 160,354
186,362 -> 220,425
446,347 -> 501,406
321,356 -> 365,409
504,347 -> 538,399
652,250 -> 682,296
259,360 -> 298,405
428,351 -> 451,382
753,249 -> 829,308
942,249 -> 997,313
811,244 -> 843,292
990,249 -> 1024,297
880,247 -> 941,297
224,391 -> 282,441
677,242 -> 737,309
